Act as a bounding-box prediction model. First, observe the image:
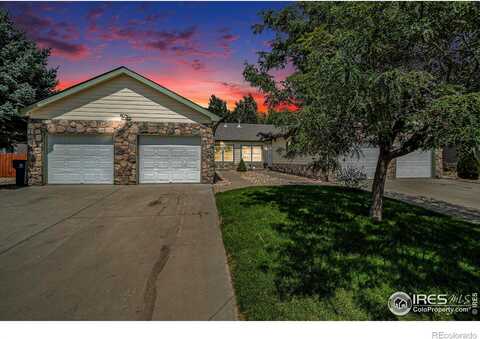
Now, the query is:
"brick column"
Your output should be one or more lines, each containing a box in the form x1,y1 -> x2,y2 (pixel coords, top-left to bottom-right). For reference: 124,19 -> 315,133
200,127 -> 215,184
27,120 -> 45,185
114,122 -> 138,185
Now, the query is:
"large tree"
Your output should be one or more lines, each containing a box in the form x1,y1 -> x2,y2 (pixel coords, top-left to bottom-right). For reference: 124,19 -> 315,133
244,2 -> 480,221
232,94 -> 259,124
0,9 -> 57,150
207,94 -> 230,119
263,108 -> 298,126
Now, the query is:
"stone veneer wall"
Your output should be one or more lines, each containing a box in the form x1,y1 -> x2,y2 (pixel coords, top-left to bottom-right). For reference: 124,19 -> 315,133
27,119 -> 215,185
270,159 -> 397,181
269,163 -> 330,180
434,148 -> 444,178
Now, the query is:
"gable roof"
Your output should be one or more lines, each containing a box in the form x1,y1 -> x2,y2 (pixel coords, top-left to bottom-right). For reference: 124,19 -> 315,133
22,66 -> 220,121
214,123 -> 283,141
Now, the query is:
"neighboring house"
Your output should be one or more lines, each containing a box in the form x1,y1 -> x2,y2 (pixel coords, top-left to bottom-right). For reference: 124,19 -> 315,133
23,67 -> 219,185
215,124 -> 443,179
214,123 -> 281,169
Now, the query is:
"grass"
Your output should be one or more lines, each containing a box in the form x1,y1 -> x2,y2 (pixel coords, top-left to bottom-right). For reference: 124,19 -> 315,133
215,185 -> 479,320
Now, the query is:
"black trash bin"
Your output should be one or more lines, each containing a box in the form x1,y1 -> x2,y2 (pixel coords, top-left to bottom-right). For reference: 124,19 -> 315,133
12,159 -> 27,186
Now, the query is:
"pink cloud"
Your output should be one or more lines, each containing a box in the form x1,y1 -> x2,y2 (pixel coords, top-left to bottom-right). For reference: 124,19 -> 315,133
14,11 -> 51,30
86,5 -> 108,33
10,9 -> 90,61
36,37 -> 90,60
174,59 -> 207,71
89,18 -> 236,59
47,21 -> 80,40
220,33 -> 239,43
216,28 -> 239,56
97,25 -> 196,48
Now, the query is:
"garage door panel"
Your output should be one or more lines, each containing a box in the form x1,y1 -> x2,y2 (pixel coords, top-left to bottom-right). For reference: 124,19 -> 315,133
396,150 -> 432,178
171,159 -> 199,169
171,170 -> 199,182
141,170 -> 170,183
139,137 -> 201,183
171,147 -> 197,157
339,147 -> 379,179
47,136 -> 113,184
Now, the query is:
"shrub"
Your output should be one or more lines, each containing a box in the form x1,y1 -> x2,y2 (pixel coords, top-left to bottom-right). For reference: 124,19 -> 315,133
336,166 -> 367,189
237,158 -> 247,172
457,150 -> 479,180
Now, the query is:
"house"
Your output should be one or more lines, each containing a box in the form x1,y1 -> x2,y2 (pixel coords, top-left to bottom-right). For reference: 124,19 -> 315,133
214,123 -> 280,169
24,67 -> 219,185
215,124 -> 443,179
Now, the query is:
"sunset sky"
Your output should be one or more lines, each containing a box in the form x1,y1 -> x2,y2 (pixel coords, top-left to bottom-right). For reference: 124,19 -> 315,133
1,1 -> 291,112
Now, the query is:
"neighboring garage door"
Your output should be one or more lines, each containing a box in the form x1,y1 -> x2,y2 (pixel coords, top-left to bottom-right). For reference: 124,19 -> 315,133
396,150 -> 432,178
339,147 -> 379,179
139,136 -> 201,183
47,135 -> 114,184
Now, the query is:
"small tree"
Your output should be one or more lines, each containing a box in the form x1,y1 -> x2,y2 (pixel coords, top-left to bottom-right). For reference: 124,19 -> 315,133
0,9 -> 57,150
237,158 -> 247,172
244,2 -> 480,221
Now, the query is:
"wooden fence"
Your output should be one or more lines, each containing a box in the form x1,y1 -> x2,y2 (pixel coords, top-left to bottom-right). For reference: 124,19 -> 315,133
0,153 -> 27,177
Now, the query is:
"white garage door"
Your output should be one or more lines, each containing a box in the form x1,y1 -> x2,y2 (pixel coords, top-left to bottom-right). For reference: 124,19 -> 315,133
339,147 -> 379,179
47,135 -> 114,184
396,150 -> 432,178
139,136 -> 201,183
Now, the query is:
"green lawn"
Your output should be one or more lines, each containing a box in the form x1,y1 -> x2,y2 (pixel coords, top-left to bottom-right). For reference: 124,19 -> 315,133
215,185 -> 479,320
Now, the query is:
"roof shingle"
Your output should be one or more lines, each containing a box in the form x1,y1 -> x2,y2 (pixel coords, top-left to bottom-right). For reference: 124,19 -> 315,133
214,123 -> 282,141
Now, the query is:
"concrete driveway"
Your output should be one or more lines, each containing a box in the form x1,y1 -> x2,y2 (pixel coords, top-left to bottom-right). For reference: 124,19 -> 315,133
384,178 -> 480,211
0,185 -> 236,320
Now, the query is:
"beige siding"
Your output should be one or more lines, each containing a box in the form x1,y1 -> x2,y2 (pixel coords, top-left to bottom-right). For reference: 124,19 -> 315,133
272,138 -> 314,165
31,75 -> 209,123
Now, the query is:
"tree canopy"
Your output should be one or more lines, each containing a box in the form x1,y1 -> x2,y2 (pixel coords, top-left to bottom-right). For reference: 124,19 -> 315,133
209,93 -> 261,124
207,94 -> 230,119
262,108 -> 299,126
244,2 -> 480,220
0,9 -> 57,150
232,94 -> 259,124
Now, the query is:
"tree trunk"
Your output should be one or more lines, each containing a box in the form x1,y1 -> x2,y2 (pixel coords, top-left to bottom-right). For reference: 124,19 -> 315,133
370,152 -> 391,222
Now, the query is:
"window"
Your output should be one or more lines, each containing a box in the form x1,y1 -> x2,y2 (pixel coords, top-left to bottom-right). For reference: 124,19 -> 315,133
215,142 -> 234,162
215,142 -> 222,161
242,146 -> 252,162
252,146 -> 262,162
242,145 -> 263,162
223,144 -> 233,162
